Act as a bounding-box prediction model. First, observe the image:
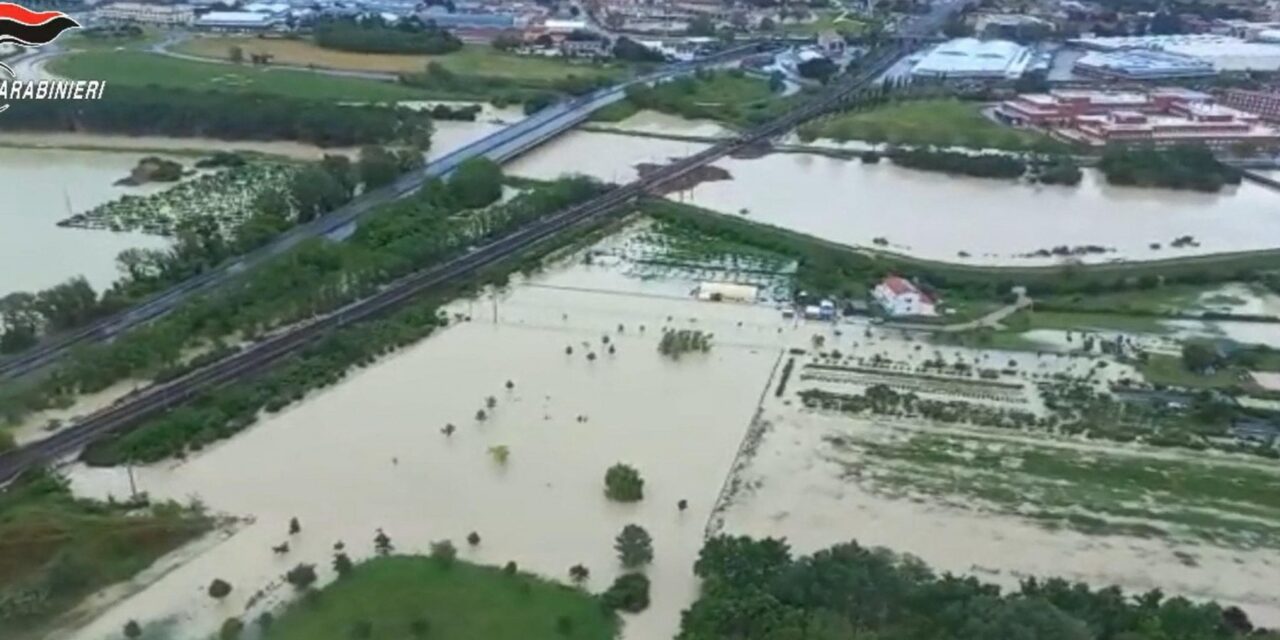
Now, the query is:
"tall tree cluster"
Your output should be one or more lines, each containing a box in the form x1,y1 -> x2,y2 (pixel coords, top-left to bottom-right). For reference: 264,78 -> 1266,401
680,536 -> 1262,640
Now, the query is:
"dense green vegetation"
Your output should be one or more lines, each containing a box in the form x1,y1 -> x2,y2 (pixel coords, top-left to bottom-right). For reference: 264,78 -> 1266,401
49,50 -> 427,102
0,469 -> 210,636
1099,144 -> 1242,192
314,16 -> 462,55
797,98 -> 1065,152
680,535 -> 1265,640
603,463 -> 644,502
887,147 -> 1025,179
263,556 -> 617,640
54,168 -> 605,463
1,85 -> 433,148
594,69 -> 790,127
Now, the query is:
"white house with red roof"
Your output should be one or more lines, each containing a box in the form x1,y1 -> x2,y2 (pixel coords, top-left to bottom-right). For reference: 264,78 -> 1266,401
872,276 -> 937,317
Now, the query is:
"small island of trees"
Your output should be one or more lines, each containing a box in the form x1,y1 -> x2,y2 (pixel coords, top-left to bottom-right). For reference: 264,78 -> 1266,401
1098,144 -> 1242,192
604,463 -> 644,502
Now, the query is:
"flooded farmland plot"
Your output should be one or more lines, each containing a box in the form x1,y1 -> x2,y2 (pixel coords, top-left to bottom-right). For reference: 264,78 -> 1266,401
715,339 -> 1280,625
57,229 -> 813,640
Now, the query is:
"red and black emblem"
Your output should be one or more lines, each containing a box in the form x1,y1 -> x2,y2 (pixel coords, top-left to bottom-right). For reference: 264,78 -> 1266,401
0,2 -> 79,47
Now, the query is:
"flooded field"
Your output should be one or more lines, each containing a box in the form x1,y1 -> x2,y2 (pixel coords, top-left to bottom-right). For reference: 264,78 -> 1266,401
0,148 -> 171,295
510,131 -> 1280,265
717,408 -> 1280,624
60,251 -> 794,640
40,220 -> 1280,638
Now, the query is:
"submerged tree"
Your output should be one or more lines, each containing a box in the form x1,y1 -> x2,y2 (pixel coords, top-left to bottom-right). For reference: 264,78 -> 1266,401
488,445 -> 510,465
658,329 -> 713,359
374,528 -> 394,556
615,524 -> 654,568
431,539 -> 458,567
208,578 -> 232,600
602,573 -> 651,612
604,463 -> 645,502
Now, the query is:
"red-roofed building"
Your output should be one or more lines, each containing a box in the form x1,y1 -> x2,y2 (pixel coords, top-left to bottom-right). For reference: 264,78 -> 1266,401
873,276 -> 937,317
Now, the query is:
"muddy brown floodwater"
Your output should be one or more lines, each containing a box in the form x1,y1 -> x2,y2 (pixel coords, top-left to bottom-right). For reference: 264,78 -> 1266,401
61,258 -> 797,640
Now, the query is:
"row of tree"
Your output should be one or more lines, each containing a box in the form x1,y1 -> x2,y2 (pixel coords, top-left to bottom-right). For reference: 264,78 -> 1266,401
680,535 -> 1264,639
1,86 -> 434,149
314,15 -> 463,55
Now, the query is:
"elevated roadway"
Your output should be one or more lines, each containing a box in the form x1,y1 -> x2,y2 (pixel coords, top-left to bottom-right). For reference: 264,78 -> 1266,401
0,44 -> 764,381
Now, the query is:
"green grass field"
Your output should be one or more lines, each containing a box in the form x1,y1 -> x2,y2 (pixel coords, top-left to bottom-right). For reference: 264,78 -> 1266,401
175,38 -> 630,84
0,471 -> 209,639
49,50 -> 427,102
265,557 -> 617,640
798,99 -> 1062,151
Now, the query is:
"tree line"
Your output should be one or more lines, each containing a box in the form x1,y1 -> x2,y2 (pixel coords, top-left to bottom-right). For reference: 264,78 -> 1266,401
314,15 -> 463,55
1,86 -> 434,148
680,535 -> 1266,640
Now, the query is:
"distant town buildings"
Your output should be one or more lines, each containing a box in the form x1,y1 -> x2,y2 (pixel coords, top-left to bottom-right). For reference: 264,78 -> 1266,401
98,2 -> 196,26
910,38 -> 1032,80
997,89 -> 1280,150
873,276 -> 936,317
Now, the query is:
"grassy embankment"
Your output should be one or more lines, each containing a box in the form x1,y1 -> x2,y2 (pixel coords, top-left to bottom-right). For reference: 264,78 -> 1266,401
0,470 -> 211,638
592,70 -> 796,128
797,98 -> 1064,152
264,557 -> 616,640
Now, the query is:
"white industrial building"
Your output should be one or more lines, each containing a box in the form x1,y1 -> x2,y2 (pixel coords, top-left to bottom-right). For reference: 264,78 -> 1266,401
1072,34 -> 1280,72
910,38 -> 1032,80
873,276 -> 937,317
195,10 -> 284,30
98,2 -> 196,25
1074,49 -> 1216,79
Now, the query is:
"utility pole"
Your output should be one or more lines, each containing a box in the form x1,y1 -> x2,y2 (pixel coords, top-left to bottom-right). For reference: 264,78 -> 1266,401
127,464 -> 138,501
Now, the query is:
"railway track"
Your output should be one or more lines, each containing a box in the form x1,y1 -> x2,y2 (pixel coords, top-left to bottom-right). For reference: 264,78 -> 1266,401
0,45 -> 905,484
